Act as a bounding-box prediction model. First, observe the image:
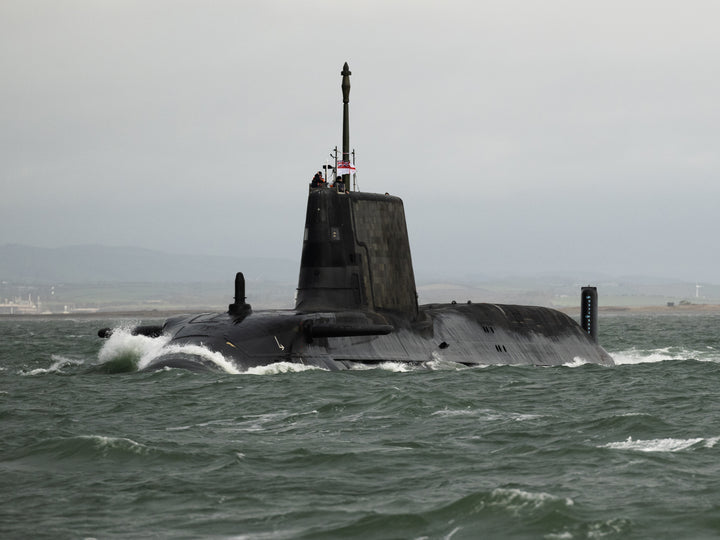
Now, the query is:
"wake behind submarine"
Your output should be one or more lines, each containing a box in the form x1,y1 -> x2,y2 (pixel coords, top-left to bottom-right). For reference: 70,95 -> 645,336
99,63 -> 614,370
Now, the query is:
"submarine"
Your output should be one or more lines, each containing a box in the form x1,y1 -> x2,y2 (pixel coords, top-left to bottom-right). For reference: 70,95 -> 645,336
99,63 -> 614,370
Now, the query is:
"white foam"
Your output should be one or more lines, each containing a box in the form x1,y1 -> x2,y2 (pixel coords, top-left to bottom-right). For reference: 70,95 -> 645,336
563,356 -> 589,368
348,361 -> 415,372
610,347 -> 720,365
602,435 -> 720,452
99,326 -> 335,374
349,358 -> 476,371
611,348 -> 676,365
425,354 -> 471,370
431,408 -> 477,418
97,326 -> 242,373
376,361 -> 416,372
144,343 -> 241,374
706,437 -> 720,448
80,435 -> 150,455
244,362 -> 324,375
98,325 -> 171,367
490,488 -> 574,514
22,354 -> 84,376
431,408 -> 542,422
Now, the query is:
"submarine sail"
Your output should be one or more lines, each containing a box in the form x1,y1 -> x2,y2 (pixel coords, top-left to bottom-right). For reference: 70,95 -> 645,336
99,63 -> 614,370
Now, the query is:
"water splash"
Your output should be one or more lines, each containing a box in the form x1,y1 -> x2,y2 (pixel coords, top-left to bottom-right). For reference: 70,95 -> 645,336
348,361 -> 419,372
563,357 -> 590,368
610,346 -> 720,365
96,326 -> 333,374
22,355 -> 84,376
244,362 -> 324,375
96,325 -> 172,372
142,343 -> 242,374
489,488 -> 574,514
431,408 -> 543,422
426,353 -> 476,370
602,435 -> 720,452
80,435 -> 152,456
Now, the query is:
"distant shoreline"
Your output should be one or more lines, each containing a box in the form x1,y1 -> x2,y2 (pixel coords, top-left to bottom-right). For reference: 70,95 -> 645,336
0,309 -> 197,320
560,304 -> 720,315
3,304 -> 720,320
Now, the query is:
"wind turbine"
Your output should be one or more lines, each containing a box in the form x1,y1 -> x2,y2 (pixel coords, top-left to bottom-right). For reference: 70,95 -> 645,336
696,283 -> 703,298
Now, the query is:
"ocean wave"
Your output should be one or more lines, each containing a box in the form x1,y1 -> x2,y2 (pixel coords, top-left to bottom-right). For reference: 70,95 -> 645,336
97,325 -> 171,372
433,488 -> 574,520
11,434 -> 155,463
80,435 -> 152,456
543,518 -> 632,540
97,326 -> 242,373
431,408 -> 543,422
611,347 -> 675,365
145,343 -> 241,373
489,488 -> 574,515
602,435 -> 720,452
611,347 -> 720,365
563,357 -> 590,368
349,358 -> 482,372
426,352 -> 489,370
349,361 -> 416,372
300,488 -> 576,539
244,362 -> 324,375
21,354 -> 84,376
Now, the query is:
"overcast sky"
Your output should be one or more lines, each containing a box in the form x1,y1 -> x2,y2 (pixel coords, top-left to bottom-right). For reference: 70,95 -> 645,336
2,0 -> 719,283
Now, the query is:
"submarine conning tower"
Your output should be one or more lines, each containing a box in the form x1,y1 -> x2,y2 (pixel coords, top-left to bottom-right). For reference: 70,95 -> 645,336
295,188 -> 419,318
295,63 -> 418,318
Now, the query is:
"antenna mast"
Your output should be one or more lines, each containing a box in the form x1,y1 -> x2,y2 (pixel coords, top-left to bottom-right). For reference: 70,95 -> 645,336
341,62 -> 351,187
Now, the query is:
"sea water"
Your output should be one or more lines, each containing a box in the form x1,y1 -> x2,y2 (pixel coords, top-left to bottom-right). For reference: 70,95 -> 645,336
2,312 -> 720,539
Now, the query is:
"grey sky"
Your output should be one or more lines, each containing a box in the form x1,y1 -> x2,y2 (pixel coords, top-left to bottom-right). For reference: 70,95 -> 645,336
2,0 -> 719,282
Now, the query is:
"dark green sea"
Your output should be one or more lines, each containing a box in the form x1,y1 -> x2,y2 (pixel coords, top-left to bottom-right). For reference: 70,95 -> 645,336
2,312 -> 720,539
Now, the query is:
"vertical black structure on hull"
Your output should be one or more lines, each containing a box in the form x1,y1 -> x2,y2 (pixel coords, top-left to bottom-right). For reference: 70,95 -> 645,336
295,188 -> 418,319
581,286 -> 598,342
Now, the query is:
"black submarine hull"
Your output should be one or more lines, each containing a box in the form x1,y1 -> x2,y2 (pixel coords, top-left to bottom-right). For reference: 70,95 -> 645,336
99,63 -> 615,371
139,302 -> 613,371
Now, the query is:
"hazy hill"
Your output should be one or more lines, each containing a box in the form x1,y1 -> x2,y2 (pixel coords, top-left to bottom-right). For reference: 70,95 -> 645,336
0,244 -> 297,284
2,244 -> 717,311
